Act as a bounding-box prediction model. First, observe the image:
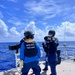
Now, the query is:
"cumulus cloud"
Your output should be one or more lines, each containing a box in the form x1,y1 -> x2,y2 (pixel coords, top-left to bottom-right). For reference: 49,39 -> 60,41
0,19 -> 9,37
25,21 -> 45,41
0,20 -> 44,42
0,19 -> 21,42
56,21 -> 75,41
0,19 -> 75,42
23,21 -> 75,41
0,0 -> 75,42
10,27 -> 20,37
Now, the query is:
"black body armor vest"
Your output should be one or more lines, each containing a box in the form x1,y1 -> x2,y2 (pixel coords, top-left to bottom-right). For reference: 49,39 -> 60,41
24,42 -> 38,57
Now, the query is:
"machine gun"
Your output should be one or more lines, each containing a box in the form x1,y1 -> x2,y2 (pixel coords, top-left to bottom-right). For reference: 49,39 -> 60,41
8,38 -> 25,53
8,44 -> 20,53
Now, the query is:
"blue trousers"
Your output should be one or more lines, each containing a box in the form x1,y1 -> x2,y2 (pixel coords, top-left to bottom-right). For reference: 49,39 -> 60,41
44,60 -> 48,69
48,53 -> 57,75
44,54 -> 48,69
21,61 -> 41,75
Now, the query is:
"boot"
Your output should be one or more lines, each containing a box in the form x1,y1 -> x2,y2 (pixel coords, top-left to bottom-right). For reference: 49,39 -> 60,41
43,68 -> 48,71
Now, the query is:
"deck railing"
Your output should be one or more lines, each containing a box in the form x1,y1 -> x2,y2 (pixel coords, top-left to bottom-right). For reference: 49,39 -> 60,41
15,46 -> 75,67
58,46 -> 75,60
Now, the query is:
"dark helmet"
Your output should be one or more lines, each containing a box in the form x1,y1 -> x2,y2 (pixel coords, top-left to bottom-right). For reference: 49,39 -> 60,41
24,30 -> 34,39
48,30 -> 55,36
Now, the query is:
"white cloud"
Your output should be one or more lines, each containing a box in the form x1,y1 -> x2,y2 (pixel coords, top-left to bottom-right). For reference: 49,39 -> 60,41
23,0 -> 75,22
0,19 -> 9,37
0,19 -> 75,42
24,21 -> 75,41
10,27 -> 20,37
0,19 -> 21,42
62,5 -> 75,21
56,21 -> 75,41
25,21 -> 45,41
24,0 -> 60,18
8,17 -> 25,26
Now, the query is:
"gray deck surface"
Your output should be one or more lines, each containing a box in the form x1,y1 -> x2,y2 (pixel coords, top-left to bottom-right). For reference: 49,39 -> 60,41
0,60 -> 75,75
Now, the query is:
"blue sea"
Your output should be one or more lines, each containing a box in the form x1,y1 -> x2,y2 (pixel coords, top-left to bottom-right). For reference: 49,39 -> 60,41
0,41 -> 75,72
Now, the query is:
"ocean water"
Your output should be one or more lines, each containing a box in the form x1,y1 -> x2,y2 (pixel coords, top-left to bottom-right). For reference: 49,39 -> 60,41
0,41 -> 75,72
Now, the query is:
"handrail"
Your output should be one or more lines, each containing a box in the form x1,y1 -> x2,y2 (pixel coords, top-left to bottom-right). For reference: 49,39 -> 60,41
58,46 -> 75,48
15,46 -> 75,68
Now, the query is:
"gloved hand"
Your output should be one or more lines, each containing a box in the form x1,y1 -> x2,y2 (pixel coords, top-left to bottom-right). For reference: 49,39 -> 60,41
20,60 -> 23,69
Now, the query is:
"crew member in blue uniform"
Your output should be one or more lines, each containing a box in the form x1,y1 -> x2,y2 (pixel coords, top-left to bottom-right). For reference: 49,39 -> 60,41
42,30 -> 59,75
20,30 -> 41,75
42,37 -> 49,71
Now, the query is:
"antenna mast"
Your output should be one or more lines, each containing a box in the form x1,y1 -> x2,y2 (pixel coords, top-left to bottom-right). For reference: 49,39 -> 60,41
63,25 -> 67,60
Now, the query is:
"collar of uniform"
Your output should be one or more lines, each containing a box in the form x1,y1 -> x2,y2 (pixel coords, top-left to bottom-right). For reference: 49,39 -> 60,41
25,38 -> 34,43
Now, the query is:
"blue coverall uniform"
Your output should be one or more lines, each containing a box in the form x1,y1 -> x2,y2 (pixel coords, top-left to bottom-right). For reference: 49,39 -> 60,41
44,37 -> 59,75
20,42 -> 41,75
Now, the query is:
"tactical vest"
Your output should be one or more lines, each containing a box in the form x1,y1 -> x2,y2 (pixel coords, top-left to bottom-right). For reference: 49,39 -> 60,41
45,36 -> 57,54
24,42 -> 38,57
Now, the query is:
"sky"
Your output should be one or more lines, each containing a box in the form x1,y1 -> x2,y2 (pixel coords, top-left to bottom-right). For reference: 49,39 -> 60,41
0,0 -> 75,42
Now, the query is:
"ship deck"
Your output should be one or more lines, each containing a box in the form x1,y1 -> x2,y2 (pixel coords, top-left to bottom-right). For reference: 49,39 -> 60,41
0,60 -> 75,75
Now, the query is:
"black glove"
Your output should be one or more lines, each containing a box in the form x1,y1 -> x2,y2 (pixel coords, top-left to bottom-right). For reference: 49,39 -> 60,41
42,42 -> 48,54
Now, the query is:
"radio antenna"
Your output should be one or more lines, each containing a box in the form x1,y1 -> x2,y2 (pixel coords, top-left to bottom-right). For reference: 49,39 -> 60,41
63,25 -> 67,60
